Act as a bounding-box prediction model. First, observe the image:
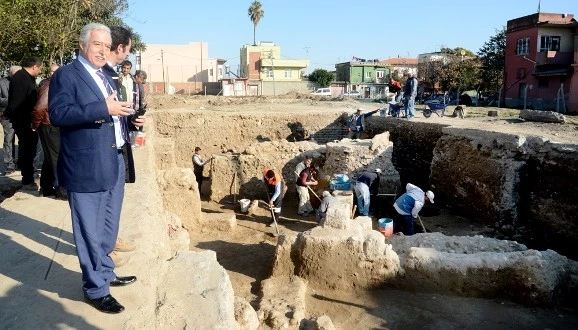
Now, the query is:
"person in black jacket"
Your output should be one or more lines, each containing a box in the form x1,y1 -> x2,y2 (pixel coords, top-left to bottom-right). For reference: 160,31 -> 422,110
5,57 -> 43,189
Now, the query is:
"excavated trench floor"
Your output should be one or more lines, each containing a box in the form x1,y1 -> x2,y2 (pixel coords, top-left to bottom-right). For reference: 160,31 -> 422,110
192,199 -> 578,329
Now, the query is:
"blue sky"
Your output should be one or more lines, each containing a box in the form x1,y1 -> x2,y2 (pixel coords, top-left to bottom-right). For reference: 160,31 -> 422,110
125,0 -> 577,71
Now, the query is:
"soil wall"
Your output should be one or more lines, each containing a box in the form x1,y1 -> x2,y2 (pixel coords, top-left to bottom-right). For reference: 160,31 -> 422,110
154,111 -> 578,258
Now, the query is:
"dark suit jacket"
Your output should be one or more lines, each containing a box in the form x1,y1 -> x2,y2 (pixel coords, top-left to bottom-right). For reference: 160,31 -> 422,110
48,59 -> 135,192
101,63 -> 136,183
5,69 -> 38,128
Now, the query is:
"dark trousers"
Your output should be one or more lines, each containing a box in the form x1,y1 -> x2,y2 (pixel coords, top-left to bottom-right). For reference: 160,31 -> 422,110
38,124 -> 61,193
1,116 -> 16,170
395,214 -> 415,235
14,126 -> 38,184
69,152 -> 125,299
194,171 -> 203,194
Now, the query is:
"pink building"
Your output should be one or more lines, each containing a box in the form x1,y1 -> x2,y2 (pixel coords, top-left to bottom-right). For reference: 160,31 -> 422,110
505,12 -> 578,113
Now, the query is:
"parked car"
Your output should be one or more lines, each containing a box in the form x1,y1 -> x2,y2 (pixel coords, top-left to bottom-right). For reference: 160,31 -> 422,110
343,90 -> 362,98
310,88 -> 331,96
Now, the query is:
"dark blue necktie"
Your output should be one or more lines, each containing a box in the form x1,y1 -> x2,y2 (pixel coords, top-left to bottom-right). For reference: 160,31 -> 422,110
96,69 -> 130,144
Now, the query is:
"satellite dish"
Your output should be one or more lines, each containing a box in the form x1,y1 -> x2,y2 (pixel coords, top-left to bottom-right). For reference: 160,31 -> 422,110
460,50 -> 466,56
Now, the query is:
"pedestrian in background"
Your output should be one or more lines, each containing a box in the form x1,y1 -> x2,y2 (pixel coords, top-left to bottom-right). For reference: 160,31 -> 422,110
32,64 -> 67,199
0,65 -> 21,175
5,57 -> 43,190
403,73 -> 418,120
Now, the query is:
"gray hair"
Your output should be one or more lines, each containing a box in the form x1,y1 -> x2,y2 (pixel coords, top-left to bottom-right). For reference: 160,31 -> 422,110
8,65 -> 21,76
322,191 -> 331,198
79,23 -> 110,46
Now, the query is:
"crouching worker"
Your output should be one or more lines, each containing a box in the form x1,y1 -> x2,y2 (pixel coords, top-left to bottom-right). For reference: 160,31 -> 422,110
316,191 -> 340,223
393,183 -> 434,235
354,169 -> 381,216
263,168 -> 286,226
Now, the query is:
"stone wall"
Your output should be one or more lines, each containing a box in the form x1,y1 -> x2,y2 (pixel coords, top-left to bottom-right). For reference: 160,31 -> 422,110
429,128 -> 578,258
209,136 -> 400,202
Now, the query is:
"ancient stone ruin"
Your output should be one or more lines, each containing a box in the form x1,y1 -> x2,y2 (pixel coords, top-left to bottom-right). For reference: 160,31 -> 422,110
151,105 -> 578,328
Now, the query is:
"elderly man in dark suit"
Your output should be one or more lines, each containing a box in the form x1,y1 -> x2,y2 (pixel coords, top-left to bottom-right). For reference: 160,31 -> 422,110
49,22 -> 145,314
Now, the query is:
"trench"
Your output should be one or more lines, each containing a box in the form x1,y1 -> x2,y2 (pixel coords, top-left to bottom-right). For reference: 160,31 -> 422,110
154,107 -> 578,327
156,109 -> 578,259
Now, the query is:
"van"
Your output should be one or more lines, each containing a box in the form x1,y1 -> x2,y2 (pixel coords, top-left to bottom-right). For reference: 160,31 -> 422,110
311,88 -> 331,97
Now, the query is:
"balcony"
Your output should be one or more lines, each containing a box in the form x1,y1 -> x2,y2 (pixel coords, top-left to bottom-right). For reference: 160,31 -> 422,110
534,51 -> 574,66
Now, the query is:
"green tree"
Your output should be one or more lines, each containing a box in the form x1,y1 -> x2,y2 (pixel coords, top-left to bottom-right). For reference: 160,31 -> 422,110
418,48 -> 481,94
0,0 -> 144,71
308,68 -> 333,87
248,1 -> 264,46
477,27 -> 505,96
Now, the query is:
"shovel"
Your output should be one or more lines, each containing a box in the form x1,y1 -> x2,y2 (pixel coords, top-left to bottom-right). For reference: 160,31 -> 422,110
268,201 -> 280,236
417,215 -> 427,233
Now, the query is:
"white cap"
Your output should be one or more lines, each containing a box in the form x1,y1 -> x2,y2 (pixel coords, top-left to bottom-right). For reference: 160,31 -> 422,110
322,191 -> 331,197
426,190 -> 434,203
374,168 -> 382,173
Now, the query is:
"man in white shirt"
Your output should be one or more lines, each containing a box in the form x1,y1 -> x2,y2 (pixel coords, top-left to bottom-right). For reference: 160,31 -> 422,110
393,183 -> 434,235
119,60 -> 134,103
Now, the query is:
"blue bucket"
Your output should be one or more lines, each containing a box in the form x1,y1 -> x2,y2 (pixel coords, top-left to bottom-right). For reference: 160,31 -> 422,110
377,218 -> 394,237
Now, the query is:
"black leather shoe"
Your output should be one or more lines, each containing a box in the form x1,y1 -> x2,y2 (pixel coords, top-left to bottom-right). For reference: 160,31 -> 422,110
84,294 -> 125,313
110,276 -> 137,287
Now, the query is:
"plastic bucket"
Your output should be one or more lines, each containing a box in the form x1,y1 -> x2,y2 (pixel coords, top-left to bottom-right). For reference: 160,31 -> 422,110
239,199 -> 251,213
377,218 -> 394,237
135,132 -> 146,147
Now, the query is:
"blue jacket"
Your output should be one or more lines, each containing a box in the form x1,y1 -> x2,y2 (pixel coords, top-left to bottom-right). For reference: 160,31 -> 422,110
49,58 -> 132,192
394,183 -> 425,217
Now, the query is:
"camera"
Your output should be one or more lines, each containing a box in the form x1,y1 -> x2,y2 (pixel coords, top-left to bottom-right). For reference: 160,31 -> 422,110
134,104 -> 147,117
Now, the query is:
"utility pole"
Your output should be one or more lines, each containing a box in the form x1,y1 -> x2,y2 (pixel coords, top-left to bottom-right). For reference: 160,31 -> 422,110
161,49 -> 166,93
269,50 -> 276,96
303,47 -> 310,75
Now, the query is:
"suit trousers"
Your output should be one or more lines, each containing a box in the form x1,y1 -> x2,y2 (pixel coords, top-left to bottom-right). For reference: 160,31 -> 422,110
69,152 -> 125,299
38,124 -> 61,193
13,125 -> 38,184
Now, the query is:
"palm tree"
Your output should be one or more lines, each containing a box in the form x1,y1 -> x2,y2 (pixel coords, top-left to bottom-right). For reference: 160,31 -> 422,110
248,1 -> 264,46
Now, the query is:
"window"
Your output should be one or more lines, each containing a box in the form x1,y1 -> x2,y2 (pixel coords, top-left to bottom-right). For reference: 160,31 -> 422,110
266,68 -> 273,78
516,38 -> 530,55
376,71 -> 385,78
365,71 -> 371,78
539,35 -> 560,52
218,68 -> 223,76
210,68 -> 214,77
284,70 -> 291,78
